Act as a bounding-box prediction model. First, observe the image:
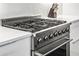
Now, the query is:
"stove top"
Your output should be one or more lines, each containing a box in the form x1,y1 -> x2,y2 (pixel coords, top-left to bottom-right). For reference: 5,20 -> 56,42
2,18 -> 66,32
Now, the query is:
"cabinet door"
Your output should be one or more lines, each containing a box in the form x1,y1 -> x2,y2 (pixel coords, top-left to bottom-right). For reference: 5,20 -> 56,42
0,37 -> 31,56
70,22 -> 79,56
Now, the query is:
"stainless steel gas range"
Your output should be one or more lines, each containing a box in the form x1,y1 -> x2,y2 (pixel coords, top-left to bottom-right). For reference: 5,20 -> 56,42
2,16 -> 72,56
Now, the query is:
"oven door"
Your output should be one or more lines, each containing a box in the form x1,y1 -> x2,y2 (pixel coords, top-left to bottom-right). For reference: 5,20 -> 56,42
34,38 -> 73,56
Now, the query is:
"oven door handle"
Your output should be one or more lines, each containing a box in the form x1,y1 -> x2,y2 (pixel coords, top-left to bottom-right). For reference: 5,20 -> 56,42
34,38 -> 73,56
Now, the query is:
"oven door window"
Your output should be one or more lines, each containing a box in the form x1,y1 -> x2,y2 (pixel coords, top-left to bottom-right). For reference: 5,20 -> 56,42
46,44 -> 66,56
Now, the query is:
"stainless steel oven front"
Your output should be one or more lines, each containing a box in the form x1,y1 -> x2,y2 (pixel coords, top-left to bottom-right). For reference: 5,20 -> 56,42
31,23 -> 72,56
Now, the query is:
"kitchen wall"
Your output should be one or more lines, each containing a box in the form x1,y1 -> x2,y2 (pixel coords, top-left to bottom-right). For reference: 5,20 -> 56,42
57,3 -> 79,22
0,3 -> 62,19
1,3 -> 79,19
62,3 -> 79,16
0,3 -> 51,19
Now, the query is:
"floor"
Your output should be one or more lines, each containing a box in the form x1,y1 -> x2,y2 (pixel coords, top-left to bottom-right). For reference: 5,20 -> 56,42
70,22 -> 79,56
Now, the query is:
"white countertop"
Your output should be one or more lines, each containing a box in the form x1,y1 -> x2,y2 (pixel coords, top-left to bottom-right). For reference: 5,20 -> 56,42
40,15 -> 79,23
57,15 -> 79,23
0,25 -> 32,44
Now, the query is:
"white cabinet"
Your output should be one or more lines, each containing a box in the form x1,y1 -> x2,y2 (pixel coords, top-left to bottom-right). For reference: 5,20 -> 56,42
0,37 -> 31,56
70,22 -> 79,56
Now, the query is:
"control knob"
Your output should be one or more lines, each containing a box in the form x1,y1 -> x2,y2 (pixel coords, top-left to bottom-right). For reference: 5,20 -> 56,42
53,31 -> 58,37
62,29 -> 66,33
49,34 -> 53,39
37,38 -> 42,43
58,31 -> 62,35
44,36 -> 48,40
66,28 -> 69,32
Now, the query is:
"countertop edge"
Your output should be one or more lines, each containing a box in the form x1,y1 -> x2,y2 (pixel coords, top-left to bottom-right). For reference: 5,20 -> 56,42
0,34 -> 32,47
